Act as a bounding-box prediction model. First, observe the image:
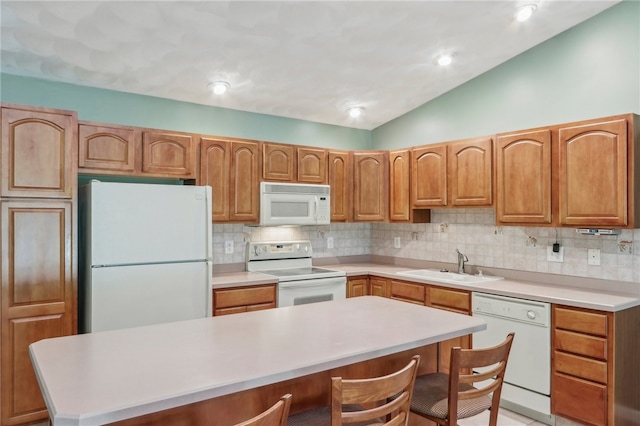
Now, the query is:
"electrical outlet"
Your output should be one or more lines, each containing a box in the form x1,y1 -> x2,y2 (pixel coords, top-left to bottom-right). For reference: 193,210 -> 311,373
327,237 -> 334,249
224,240 -> 234,254
588,249 -> 601,265
546,246 -> 564,263
394,237 -> 401,248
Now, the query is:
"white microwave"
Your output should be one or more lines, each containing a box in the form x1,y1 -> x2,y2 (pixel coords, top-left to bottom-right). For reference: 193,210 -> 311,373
260,182 -> 331,226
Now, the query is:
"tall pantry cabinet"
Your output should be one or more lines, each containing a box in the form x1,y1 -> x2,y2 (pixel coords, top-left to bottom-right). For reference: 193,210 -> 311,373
0,104 -> 77,425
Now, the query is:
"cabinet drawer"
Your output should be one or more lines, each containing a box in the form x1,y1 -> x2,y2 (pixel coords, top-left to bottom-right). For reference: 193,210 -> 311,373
552,373 -> 607,426
554,329 -> 607,360
214,306 -> 247,316
213,285 -> 276,309
554,306 -> 608,336
390,280 -> 425,304
554,351 -> 607,384
246,302 -> 276,312
429,286 -> 470,312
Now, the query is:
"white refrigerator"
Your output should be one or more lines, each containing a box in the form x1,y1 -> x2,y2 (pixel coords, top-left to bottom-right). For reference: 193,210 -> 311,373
79,181 -> 213,333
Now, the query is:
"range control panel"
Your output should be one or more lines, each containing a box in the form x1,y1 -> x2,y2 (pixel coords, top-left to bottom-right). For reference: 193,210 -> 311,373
246,241 -> 312,261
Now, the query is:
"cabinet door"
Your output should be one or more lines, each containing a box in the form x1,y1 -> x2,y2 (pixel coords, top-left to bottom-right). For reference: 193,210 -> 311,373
352,151 -> 388,222
496,130 -> 552,224
328,150 -> 351,222
411,144 -> 447,207
142,131 -> 195,177
297,147 -> 327,183
79,123 -> 138,174
347,277 -> 368,298
389,149 -> 411,222
262,142 -> 294,181
389,280 -> 425,305
1,200 -> 75,425
1,106 -> 75,198
448,137 -> 493,206
200,138 -> 231,222
230,141 -> 260,223
559,118 -> 628,226
369,277 -> 389,298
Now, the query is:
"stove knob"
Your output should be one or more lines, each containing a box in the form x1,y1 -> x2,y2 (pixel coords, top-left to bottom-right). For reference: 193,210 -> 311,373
295,244 -> 300,251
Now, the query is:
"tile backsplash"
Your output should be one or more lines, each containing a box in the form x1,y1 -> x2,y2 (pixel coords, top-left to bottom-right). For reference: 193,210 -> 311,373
213,208 -> 640,285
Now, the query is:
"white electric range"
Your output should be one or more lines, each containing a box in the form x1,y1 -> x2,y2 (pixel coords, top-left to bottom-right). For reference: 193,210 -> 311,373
246,241 -> 346,307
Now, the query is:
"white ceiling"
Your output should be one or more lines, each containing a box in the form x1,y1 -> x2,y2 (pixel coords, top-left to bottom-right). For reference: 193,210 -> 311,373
1,1 -> 619,130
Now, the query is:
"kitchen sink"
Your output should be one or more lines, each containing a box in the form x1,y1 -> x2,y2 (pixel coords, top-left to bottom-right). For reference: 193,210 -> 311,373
396,269 -> 503,285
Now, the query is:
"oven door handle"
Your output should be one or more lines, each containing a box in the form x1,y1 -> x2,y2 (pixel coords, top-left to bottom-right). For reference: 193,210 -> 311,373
279,278 -> 346,289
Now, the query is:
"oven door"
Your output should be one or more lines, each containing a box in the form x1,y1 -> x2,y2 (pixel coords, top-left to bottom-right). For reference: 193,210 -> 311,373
278,277 -> 346,307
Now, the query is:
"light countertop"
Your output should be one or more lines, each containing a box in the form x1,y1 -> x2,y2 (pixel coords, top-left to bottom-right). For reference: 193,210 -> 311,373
30,296 -> 484,426
213,262 -> 640,312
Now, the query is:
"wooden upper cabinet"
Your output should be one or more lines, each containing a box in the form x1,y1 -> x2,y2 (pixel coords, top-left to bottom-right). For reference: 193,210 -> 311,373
559,118 -> 630,227
411,144 -> 447,207
352,151 -> 388,222
496,130 -> 552,225
199,137 -> 260,223
230,140 -> 260,223
200,138 -> 231,222
262,142 -> 295,181
328,150 -> 351,222
297,147 -> 327,183
1,106 -> 76,198
142,131 -> 195,178
448,137 -> 493,207
389,149 -> 411,221
79,122 -> 138,174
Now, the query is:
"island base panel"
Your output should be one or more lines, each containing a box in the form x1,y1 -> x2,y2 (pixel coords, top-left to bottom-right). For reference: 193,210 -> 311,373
106,344 -> 437,426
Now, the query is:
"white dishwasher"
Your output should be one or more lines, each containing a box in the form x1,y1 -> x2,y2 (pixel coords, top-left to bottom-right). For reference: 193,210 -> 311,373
472,292 -> 554,425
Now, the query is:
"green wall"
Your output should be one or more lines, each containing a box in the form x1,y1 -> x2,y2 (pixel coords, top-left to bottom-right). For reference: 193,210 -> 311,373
0,74 -> 371,150
372,1 -> 640,149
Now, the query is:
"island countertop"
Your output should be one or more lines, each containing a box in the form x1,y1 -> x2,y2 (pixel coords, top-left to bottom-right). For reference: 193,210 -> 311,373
30,296 -> 485,426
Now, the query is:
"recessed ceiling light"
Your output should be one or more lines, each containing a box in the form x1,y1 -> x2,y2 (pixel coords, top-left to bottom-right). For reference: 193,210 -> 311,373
515,4 -> 537,22
347,107 -> 364,118
437,54 -> 454,66
208,81 -> 230,95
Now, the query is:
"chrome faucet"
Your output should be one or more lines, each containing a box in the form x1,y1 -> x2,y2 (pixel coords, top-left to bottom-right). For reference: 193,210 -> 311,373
456,249 -> 468,274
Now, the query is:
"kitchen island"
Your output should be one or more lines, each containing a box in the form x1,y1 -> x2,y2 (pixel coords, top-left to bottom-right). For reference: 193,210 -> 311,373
30,296 -> 485,426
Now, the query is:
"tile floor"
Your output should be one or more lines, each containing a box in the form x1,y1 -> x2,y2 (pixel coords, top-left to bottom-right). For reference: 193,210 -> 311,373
458,408 -> 584,426
458,408 -> 547,425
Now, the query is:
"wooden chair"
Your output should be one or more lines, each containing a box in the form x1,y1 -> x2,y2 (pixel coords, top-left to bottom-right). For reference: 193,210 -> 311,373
235,394 -> 292,426
287,355 -> 420,426
410,333 -> 514,426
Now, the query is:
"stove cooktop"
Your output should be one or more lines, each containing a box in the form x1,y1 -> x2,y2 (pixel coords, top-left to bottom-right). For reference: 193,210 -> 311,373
259,266 -> 345,281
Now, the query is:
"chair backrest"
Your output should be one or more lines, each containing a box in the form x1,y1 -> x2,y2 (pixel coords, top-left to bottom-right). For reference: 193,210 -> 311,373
331,355 -> 421,426
447,333 -> 515,425
235,394 -> 292,426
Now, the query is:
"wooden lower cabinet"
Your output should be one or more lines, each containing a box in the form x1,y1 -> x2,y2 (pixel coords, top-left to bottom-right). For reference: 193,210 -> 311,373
426,286 -> 472,373
355,275 -> 472,374
347,276 -> 389,298
1,200 -> 76,425
389,279 -> 425,305
347,276 -> 368,298
213,284 -> 277,316
552,304 -> 640,425
369,277 -> 388,298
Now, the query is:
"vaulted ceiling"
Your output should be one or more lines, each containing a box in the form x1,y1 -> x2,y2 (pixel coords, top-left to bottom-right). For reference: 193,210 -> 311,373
1,1 -> 619,129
